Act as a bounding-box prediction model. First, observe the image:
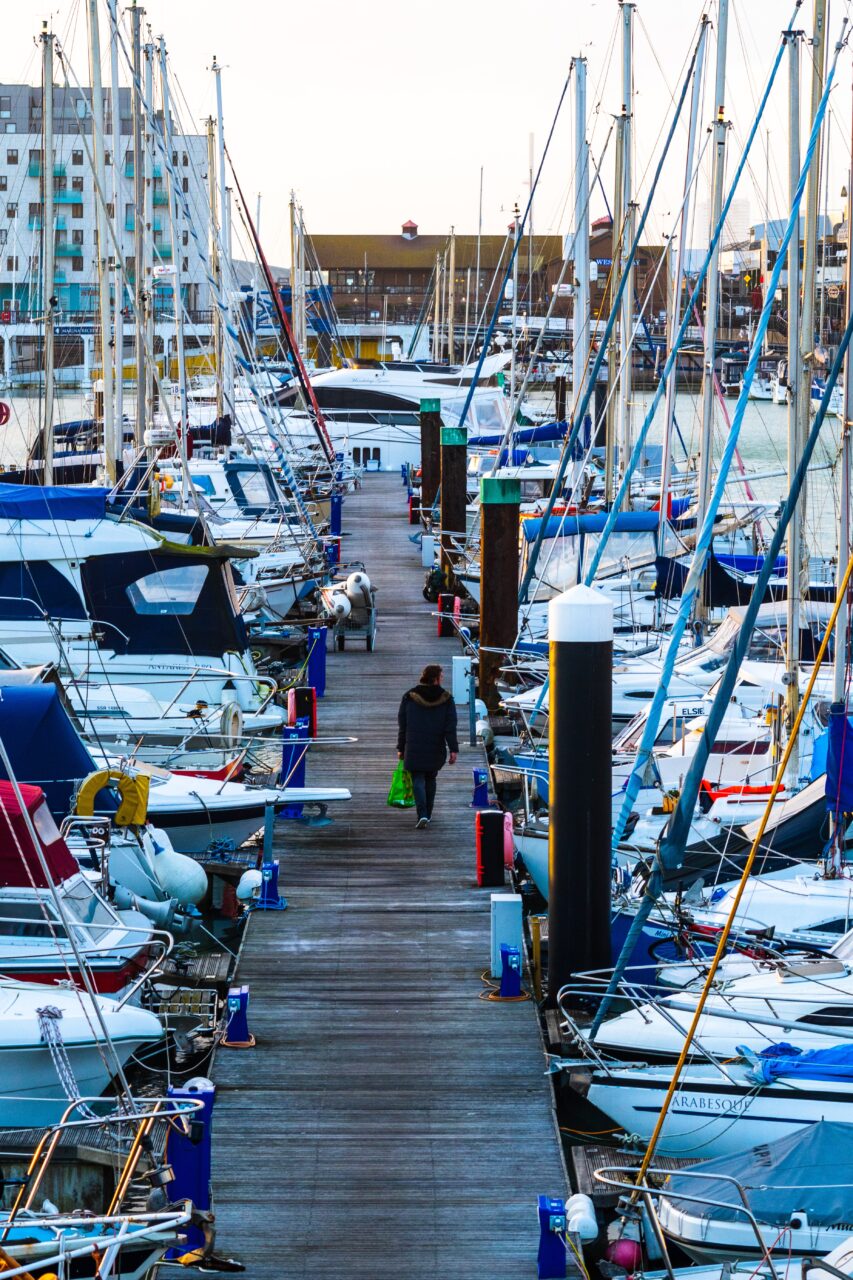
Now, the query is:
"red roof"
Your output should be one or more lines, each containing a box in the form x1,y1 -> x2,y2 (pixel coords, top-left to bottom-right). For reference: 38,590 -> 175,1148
0,780 -> 79,887
402,219 -> 418,230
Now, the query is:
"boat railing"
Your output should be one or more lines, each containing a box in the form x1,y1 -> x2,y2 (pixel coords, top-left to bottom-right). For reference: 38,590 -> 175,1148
0,1205 -> 193,1280
591,1163 -> 790,1280
2,1094 -> 204,1237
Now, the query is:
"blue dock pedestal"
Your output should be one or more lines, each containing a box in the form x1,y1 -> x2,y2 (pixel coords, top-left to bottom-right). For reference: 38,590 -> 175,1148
254,860 -> 287,911
537,1196 -> 567,1278
279,716 -> 309,818
166,1078 -> 215,1253
326,539 -> 340,569
330,493 -> 343,537
471,767 -> 490,808
307,626 -> 328,698
500,943 -> 522,999
220,986 -> 256,1048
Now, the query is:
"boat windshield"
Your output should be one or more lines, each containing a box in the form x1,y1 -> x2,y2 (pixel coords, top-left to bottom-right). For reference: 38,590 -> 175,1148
60,878 -> 114,944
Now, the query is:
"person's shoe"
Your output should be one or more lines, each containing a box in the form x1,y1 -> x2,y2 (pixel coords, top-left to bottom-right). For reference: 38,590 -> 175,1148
416,816 -> 430,829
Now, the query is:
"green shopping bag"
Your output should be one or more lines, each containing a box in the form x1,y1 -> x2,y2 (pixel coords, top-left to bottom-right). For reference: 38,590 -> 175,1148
387,760 -> 415,808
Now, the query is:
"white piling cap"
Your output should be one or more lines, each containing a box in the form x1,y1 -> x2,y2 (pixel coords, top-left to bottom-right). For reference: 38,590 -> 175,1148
548,583 -> 613,644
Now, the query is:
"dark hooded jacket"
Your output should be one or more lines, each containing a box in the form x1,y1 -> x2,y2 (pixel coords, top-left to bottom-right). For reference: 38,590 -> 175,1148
397,683 -> 459,773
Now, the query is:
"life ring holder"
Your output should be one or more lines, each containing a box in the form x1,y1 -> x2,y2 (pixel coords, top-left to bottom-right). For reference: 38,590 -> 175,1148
75,769 -> 150,827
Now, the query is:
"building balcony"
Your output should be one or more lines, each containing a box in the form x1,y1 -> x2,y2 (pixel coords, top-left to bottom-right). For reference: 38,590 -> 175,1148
154,242 -> 172,258
152,190 -> 168,206
27,161 -> 66,178
55,242 -> 83,257
28,216 -> 67,230
124,161 -> 162,178
53,191 -> 81,205
124,215 -> 164,232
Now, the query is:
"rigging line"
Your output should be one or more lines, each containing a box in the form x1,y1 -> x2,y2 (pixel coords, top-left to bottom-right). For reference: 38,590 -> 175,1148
450,63 -> 574,444
590,52 -> 853,1040
580,16 -> 799,593
624,543 -> 853,1200
519,21 -> 705,603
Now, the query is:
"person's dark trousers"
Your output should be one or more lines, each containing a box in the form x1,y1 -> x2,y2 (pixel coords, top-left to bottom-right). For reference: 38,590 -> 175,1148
411,770 -> 438,820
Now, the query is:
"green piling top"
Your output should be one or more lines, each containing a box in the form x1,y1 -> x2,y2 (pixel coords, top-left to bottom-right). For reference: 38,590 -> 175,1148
440,426 -> 467,447
480,477 -> 521,505
420,398 -> 441,414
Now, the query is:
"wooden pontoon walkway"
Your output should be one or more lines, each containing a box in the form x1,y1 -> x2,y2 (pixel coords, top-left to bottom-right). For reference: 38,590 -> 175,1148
211,473 -> 566,1278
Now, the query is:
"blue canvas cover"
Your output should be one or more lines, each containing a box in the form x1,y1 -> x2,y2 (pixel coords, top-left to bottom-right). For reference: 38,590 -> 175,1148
0,484 -> 109,522
664,1120 -> 853,1226
0,684 -> 109,818
740,1040 -> 853,1084
521,510 -> 658,542
826,703 -> 853,814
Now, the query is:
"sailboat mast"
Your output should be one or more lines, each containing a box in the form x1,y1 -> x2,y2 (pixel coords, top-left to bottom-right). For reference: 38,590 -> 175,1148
108,0 -> 124,461
789,0 -> 827,779
130,2 -> 145,450
158,36 -> 188,494
212,58 -> 233,422
475,166 -> 483,328
617,1 -> 635,506
41,23 -> 55,486
604,48 -> 626,507
289,192 -> 298,357
142,41 -> 155,428
445,225 -> 450,363
785,30 -> 803,747
510,205 -> 519,401
658,16 -> 708,563
86,0 -> 116,484
572,56 -> 590,432
695,0 -> 729,621
207,117 -> 222,420
834,79 -> 853,702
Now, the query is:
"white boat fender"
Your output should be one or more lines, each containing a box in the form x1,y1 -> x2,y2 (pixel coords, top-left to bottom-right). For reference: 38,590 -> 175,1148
219,701 -> 244,747
236,869 -> 263,902
329,593 -> 351,619
154,848 -> 208,906
565,1193 -> 598,1242
345,570 -> 371,597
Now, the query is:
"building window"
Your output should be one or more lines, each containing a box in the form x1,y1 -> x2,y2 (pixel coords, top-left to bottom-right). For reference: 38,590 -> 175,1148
29,149 -> 39,168
171,151 -> 178,165
182,152 -> 188,166
28,202 -> 39,222
72,149 -> 83,165
0,230 -> 6,245
71,256 -> 83,271
6,150 -> 17,165
71,203 -> 83,219
104,150 -> 111,167
6,204 -> 16,218
5,257 -> 17,272
182,257 -> 188,272
0,178 -> 6,193
72,176 -> 83,192
0,97 -> 10,120
182,230 -> 188,246
182,177 -> 188,193
75,98 -> 89,120
54,176 -> 67,192
3,125 -> 14,135
106,202 -> 114,218
72,229 -> 83,245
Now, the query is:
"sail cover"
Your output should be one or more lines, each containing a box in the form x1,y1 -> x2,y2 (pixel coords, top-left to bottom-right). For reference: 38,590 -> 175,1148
663,1119 -> 853,1226
0,684 -> 102,818
826,702 -> 853,814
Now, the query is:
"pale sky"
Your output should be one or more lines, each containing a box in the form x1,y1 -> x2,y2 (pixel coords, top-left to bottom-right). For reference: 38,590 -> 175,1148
2,0 -> 852,264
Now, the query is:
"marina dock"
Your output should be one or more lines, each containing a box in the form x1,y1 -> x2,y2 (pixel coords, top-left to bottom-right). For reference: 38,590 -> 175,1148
211,472 -> 567,1277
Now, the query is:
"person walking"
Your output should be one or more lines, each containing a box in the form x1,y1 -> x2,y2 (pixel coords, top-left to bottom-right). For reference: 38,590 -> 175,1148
397,663 -> 458,828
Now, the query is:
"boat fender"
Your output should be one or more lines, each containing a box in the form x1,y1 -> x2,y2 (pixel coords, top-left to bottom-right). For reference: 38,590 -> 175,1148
75,769 -> 150,826
566,1193 -> 598,1242
219,701 -> 244,747
329,593 -> 351,619
236,869 -> 263,902
154,849 -> 208,906
113,884 -> 176,929
345,571 -> 371,603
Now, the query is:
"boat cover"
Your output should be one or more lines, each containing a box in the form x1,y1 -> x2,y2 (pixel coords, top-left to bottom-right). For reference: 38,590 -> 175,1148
826,703 -> 853,814
740,1041 -> 853,1084
663,1119 -> 853,1226
0,684 -> 110,819
0,778 -> 80,886
521,511 -> 658,541
0,484 -> 109,522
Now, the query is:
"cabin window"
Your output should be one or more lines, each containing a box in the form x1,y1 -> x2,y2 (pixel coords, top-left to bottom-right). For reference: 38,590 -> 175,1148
126,564 -> 209,615
32,800 -> 61,847
0,903 -> 66,939
61,877 -> 112,940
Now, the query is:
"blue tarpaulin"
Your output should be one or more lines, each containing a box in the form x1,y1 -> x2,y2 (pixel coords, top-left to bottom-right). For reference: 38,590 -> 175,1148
740,1041 -> 853,1084
0,484 -> 109,522
825,702 -> 853,813
468,421 -> 569,447
521,510 -> 659,542
0,683 -> 110,818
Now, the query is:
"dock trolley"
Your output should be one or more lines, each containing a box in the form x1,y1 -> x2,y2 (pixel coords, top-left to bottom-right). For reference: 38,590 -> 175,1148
333,587 -> 377,651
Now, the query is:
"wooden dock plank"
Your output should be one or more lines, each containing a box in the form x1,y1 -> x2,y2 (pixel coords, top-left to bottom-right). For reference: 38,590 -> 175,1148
211,473 -> 566,1278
